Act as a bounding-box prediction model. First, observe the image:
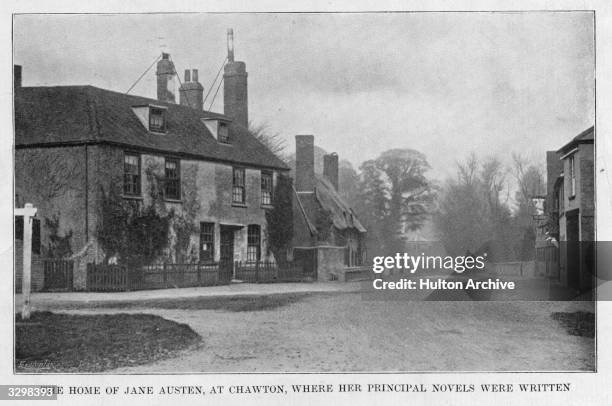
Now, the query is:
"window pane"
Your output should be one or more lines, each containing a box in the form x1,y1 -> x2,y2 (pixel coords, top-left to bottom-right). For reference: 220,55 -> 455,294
218,123 -> 230,143
150,108 -> 166,132
261,172 -> 272,205
200,222 -> 214,262
247,225 -> 261,262
123,153 -> 141,195
232,168 -> 245,203
164,158 -> 180,199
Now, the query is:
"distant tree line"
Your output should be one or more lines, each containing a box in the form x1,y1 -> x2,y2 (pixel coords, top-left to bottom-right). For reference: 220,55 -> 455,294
434,153 -> 544,261
252,122 -> 545,262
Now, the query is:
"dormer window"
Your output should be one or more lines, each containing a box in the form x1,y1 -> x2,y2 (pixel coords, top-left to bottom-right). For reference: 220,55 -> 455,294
131,104 -> 168,133
218,122 -> 230,143
202,117 -> 232,144
149,107 -> 167,133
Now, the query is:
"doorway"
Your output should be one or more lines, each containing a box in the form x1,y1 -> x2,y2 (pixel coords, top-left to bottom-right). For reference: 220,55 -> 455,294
219,226 -> 235,281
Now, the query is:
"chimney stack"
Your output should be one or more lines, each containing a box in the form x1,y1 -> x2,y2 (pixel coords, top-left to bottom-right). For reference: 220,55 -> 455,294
156,53 -> 176,103
295,135 -> 315,192
323,153 -> 339,191
14,65 -> 22,90
179,68 -> 204,110
223,28 -> 248,128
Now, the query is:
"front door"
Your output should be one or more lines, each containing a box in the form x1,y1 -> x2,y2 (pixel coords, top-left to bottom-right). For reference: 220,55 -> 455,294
220,227 -> 235,281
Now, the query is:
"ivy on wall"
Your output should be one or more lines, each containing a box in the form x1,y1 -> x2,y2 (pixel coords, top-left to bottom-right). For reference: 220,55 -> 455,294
44,214 -> 73,258
172,164 -> 200,263
95,159 -> 203,267
96,186 -> 170,268
265,174 -> 293,264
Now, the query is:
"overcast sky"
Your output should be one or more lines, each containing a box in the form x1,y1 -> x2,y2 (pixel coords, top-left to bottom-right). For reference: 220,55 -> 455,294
13,12 -> 594,180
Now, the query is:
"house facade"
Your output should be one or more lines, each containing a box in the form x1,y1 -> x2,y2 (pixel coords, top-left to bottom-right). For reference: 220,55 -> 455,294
543,126 -> 595,291
292,134 -> 367,280
15,42 -> 289,290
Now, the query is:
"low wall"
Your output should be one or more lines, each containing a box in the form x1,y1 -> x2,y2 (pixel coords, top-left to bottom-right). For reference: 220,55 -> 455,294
334,266 -> 371,282
316,246 -> 345,281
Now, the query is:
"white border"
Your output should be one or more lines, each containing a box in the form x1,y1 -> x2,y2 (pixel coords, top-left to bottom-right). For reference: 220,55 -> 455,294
2,1 -> 611,405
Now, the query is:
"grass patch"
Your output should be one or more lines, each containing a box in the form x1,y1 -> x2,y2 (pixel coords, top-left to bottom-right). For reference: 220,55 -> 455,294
53,292 -> 314,312
551,311 -> 595,338
16,312 -> 200,373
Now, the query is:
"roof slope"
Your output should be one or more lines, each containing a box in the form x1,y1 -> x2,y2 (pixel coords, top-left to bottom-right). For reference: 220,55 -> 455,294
15,85 -> 288,170
296,175 -> 366,235
557,126 -> 594,154
316,176 -> 366,233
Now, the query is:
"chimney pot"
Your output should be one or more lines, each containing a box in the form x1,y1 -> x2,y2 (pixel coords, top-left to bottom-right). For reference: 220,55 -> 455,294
295,135 -> 315,192
179,67 -> 204,110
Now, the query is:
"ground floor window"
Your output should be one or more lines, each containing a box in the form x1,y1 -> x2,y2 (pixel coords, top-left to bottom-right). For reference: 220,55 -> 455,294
247,224 -> 261,262
200,222 -> 214,263
344,231 -> 365,267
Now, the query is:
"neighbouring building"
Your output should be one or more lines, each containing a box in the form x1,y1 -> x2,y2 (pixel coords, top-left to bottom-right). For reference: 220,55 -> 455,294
541,126 -> 595,291
14,33 -> 289,290
292,134 -> 367,280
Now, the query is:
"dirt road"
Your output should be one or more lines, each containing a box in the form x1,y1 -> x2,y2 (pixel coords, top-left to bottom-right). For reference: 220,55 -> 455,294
86,292 -> 595,373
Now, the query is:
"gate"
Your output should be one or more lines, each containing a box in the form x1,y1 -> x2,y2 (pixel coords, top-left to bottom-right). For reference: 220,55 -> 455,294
42,259 -> 74,291
536,245 -> 559,281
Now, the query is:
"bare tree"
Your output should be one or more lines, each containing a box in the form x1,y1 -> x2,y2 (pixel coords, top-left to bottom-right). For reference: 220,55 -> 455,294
248,122 -> 288,161
435,153 -> 514,260
511,152 -> 545,204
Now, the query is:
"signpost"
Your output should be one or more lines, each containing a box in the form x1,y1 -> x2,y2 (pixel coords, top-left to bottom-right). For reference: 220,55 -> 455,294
15,203 -> 37,320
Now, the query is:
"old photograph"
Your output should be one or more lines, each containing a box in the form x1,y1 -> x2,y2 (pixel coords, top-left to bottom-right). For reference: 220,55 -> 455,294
13,12 -> 596,374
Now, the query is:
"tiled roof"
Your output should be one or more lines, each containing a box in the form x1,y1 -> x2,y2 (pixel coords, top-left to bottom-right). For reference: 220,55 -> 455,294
15,85 -> 288,170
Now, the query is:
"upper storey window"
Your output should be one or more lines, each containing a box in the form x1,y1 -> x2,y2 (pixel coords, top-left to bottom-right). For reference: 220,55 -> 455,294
218,122 -> 230,144
123,152 -> 141,196
568,155 -> 576,197
149,107 -> 167,133
131,104 -> 168,133
202,118 -> 232,144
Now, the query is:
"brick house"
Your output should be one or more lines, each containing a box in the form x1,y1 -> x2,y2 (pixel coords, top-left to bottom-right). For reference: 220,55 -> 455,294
14,43 -> 289,290
543,126 -> 594,291
291,135 -> 367,280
